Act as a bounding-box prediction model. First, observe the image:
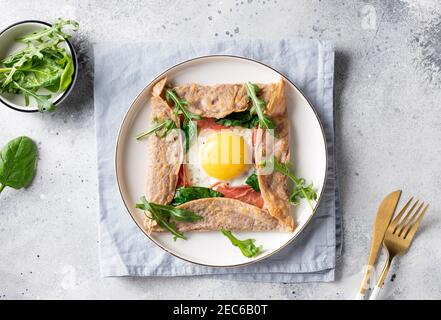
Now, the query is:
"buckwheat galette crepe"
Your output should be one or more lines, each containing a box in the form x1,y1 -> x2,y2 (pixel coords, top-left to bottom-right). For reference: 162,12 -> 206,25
140,77 -> 300,236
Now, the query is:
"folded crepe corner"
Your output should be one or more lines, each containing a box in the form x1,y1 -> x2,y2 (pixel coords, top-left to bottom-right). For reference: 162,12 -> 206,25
152,198 -> 284,232
143,77 -> 182,232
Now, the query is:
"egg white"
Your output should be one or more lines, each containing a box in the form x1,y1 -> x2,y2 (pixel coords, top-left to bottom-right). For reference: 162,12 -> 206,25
186,127 -> 254,187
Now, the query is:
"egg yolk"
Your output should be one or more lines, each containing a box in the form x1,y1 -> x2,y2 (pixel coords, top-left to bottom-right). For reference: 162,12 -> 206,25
200,132 -> 251,180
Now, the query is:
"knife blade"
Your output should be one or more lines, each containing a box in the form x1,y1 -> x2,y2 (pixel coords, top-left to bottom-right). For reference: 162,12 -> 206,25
355,190 -> 401,300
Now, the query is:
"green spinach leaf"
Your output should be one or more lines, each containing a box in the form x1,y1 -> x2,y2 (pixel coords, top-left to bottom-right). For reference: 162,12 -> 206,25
172,186 -> 224,206
58,51 -> 75,92
215,111 -> 259,128
0,136 -> 37,195
245,173 -> 260,192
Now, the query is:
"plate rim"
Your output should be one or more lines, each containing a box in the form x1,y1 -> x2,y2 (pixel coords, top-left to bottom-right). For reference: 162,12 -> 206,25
115,54 -> 329,268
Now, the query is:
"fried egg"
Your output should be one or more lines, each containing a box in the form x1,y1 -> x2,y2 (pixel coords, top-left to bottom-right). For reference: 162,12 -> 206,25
186,127 -> 254,187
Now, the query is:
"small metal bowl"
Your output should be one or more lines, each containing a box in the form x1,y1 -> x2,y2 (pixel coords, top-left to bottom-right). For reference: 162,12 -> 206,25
0,20 -> 78,112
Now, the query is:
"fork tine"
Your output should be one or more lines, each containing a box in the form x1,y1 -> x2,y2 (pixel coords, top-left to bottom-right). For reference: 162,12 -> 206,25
389,197 -> 414,231
403,204 -> 429,241
404,202 -> 424,226
392,199 -> 418,233
398,202 -> 424,236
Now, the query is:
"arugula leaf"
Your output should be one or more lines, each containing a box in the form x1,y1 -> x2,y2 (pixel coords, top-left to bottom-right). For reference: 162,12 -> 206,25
0,136 -> 37,195
137,197 -> 203,222
182,117 -> 197,152
171,186 -> 224,206
245,173 -> 260,192
17,19 -> 79,43
264,157 -> 317,209
137,89 -> 199,143
12,82 -> 55,112
149,202 -> 203,222
0,19 -> 78,112
165,88 -> 201,151
136,196 -> 203,240
215,111 -> 259,128
221,229 -> 262,258
136,118 -> 177,140
165,89 -> 201,121
5,48 -> 72,92
246,82 -> 275,130
136,197 -> 186,240
1,44 -> 46,86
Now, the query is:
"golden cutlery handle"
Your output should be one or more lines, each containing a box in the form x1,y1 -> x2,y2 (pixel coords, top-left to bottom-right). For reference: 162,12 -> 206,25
370,286 -> 381,300
355,265 -> 374,299
355,292 -> 365,300
369,253 -> 394,300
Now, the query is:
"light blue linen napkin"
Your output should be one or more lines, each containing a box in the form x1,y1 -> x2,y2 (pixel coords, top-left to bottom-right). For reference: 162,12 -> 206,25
94,39 -> 340,282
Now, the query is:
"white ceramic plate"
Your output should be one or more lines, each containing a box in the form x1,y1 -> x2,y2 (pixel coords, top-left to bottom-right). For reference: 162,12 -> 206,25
116,55 -> 327,267
0,20 -> 77,112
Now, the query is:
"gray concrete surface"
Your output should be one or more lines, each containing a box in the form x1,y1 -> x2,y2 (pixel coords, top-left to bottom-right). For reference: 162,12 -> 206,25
1,0 -> 441,300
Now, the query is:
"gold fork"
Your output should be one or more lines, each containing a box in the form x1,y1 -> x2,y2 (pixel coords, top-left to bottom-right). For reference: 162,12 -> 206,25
369,198 -> 429,300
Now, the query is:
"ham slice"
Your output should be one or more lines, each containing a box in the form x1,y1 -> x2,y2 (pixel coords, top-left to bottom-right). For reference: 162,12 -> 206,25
214,183 -> 264,209
197,118 -> 227,131
176,164 -> 191,187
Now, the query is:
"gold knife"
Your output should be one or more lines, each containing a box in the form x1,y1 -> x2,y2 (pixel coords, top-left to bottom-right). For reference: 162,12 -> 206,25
355,190 -> 401,300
